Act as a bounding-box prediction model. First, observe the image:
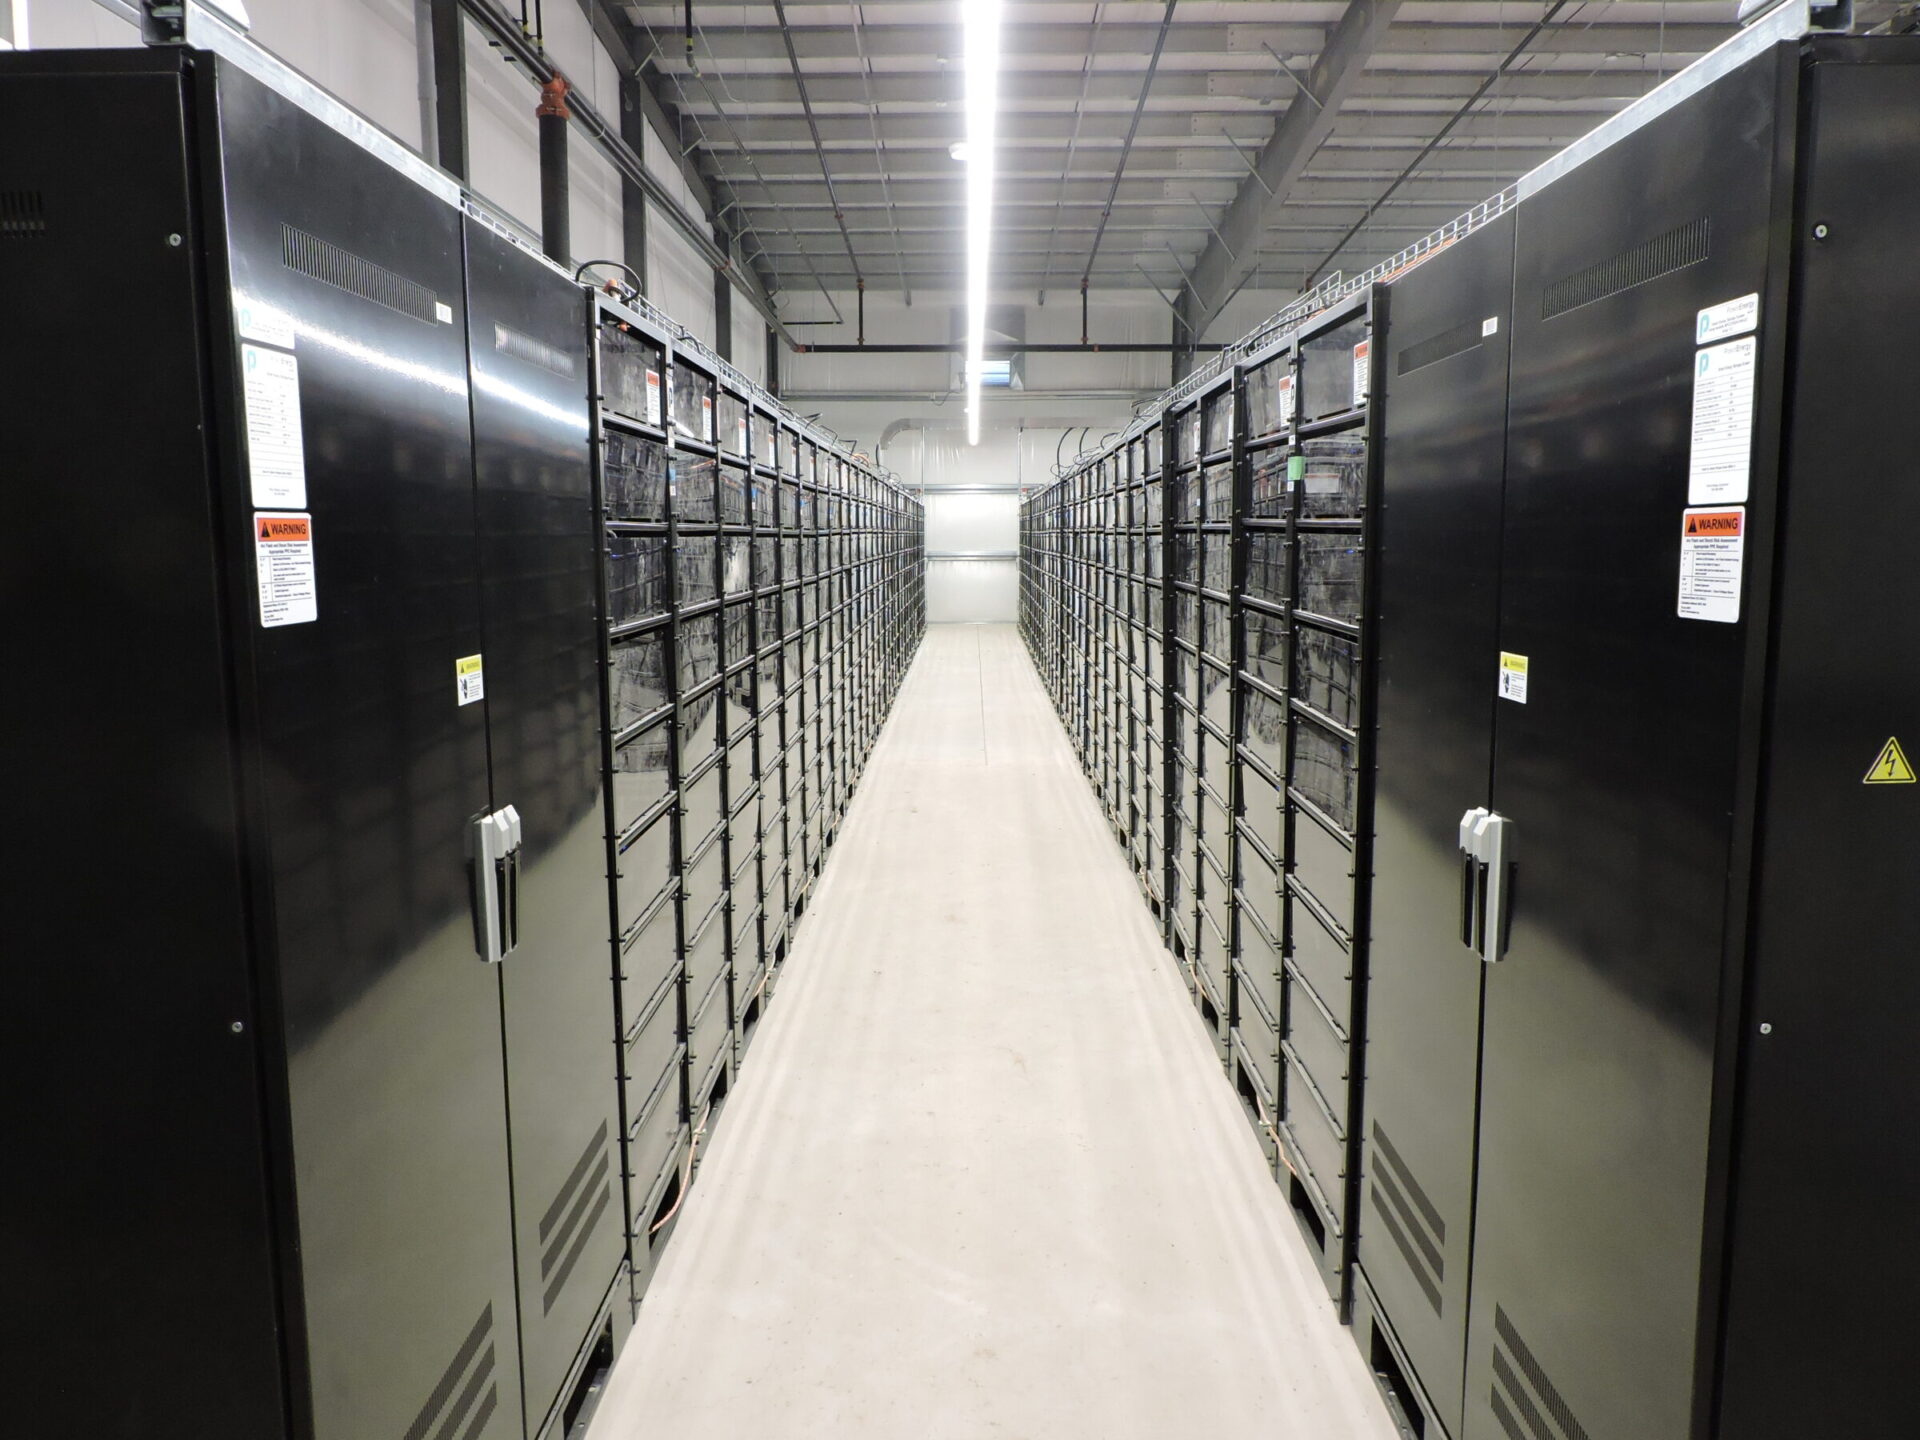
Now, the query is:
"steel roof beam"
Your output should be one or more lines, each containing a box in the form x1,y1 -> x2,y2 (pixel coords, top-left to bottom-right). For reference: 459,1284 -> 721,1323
634,21 -> 1729,64
688,178 -> 1498,207
767,0 -> 866,283
568,0 -> 788,317
658,65 -> 1690,110
1176,0 -> 1403,340
701,145 -> 1565,179
678,108 -> 1623,147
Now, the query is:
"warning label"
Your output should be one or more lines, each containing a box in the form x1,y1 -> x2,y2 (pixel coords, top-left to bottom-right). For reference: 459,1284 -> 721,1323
255,512 -> 317,627
1678,507 -> 1745,623
242,344 -> 308,509
1864,737 -> 1916,786
456,654 -> 485,707
1498,652 -> 1529,705
1688,337 -> 1757,505
1352,340 -> 1372,407
645,370 -> 662,427
1278,373 -> 1296,427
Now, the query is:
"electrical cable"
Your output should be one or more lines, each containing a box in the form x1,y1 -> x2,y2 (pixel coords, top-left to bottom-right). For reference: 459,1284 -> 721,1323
649,1102 -> 713,1235
574,258 -> 643,294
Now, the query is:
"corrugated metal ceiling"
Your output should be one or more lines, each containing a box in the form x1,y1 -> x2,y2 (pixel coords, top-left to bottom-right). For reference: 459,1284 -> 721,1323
600,2 -> 1748,309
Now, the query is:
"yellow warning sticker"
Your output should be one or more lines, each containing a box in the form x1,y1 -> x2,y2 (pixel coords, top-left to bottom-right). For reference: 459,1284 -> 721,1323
1498,652 -> 1529,705
1864,737 -> 1915,785
456,654 -> 485,707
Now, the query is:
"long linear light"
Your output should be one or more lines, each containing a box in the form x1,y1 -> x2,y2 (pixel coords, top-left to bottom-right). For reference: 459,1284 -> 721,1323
963,0 -> 1003,447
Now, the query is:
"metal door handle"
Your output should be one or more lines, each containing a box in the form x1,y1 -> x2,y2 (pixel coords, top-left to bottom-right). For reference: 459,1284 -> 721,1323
1456,807 -> 1516,963
1457,808 -> 1490,953
471,810 -> 508,964
469,806 -> 523,964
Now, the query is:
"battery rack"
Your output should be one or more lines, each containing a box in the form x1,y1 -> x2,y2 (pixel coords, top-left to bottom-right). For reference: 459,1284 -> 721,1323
1019,289 -> 1383,1314
591,293 -> 925,1311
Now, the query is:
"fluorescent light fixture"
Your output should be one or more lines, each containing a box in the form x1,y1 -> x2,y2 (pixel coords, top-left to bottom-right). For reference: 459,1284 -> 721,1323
962,0 -> 1003,447
976,357 -> 1015,388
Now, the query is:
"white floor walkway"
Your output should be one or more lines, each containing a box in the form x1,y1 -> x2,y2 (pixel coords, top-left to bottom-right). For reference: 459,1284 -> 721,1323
588,624 -> 1395,1440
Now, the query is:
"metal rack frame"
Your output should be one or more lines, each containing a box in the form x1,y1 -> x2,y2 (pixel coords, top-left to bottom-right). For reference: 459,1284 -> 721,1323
591,290 -> 926,1307
1019,288 -> 1383,1316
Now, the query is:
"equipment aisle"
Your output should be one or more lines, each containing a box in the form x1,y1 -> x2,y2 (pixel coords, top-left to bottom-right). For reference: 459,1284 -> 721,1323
586,625 -> 1395,1440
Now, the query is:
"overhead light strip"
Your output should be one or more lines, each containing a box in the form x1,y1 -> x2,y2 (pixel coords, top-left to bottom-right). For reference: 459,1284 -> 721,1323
963,0 -> 1003,446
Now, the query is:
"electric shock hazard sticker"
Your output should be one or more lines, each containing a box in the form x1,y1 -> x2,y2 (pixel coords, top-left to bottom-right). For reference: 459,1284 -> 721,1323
456,654 -> 485,706
1498,652 -> 1529,704
1864,737 -> 1916,786
255,512 -> 317,627
1678,507 -> 1745,623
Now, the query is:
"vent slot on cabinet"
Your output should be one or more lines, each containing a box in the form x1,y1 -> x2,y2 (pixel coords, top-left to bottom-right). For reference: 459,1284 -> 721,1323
539,1120 -> 613,1314
494,321 -> 578,378
401,1303 -> 498,1440
1542,216 -> 1710,320
1396,317 -> 1484,376
282,224 -> 440,323
1489,1382 -> 1531,1440
1492,1304 -> 1594,1440
1,190 -> 47,237
1369,1122 -> 1446,1313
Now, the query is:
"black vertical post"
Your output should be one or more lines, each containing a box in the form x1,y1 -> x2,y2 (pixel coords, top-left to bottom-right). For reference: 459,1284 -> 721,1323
765,326 -> 780,398
618,77 -> 649,295
714,257 -> 733,362
537,74 -> 571,265
428,0 -> 468,180
1171,298 -> 1196,384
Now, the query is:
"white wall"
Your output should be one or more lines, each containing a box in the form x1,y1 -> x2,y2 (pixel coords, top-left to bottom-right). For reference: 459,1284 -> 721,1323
782,287 -> 1240,626
24,0 -> 139,47
731,281 -> 766,387
24,0 -> 727,352
862,421 -> 1127,626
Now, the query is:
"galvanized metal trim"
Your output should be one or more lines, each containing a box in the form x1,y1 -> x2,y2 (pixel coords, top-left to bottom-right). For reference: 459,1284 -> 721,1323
1516,0 -> 1812,200
173,1 -> 464,206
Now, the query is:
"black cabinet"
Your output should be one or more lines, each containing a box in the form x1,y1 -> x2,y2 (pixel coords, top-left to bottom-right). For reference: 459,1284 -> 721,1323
1361,34 -> 1920,1440
0,47 -> 606,1440
1024,25 -> 1920,1440
2,38 -> 922,1440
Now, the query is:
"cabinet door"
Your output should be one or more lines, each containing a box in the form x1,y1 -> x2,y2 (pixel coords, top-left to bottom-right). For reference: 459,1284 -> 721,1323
1465,49 -> 1790,1440
464,221 -> 625,1436
1718,52 -> 1920,1440
2,59 -> 289,1440
216,64 -> 522,1440
1362,209 -> 1516,1435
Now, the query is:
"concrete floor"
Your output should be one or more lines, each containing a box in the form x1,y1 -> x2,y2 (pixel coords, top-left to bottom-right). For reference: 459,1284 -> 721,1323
588,624 -> 1397,1440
